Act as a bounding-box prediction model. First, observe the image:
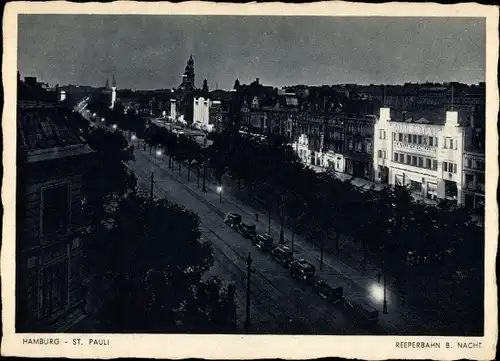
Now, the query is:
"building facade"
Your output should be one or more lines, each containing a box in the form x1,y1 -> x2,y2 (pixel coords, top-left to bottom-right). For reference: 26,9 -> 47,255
462,112 -> 485,210
17,103 -> 95,331
373,108 -> 465,204
193,96 -> 211,125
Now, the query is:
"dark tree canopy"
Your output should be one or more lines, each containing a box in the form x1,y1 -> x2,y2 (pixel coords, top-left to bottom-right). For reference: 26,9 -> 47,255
88,191 -> 237,333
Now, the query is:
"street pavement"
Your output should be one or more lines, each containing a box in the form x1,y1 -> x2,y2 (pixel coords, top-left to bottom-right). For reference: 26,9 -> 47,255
130,148 -> 386,335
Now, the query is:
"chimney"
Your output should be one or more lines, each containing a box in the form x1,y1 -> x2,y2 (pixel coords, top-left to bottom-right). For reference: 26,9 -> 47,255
445,111 -> 459,127
379,107 -> 391,122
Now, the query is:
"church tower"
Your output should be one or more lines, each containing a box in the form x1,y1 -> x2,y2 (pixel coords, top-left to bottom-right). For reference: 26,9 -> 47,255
179,54 -> 195,92
111,73 -> 117,109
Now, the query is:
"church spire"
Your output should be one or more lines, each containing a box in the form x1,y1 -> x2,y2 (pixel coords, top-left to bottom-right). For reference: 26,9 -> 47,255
112,73 -> 116,88
105,77 -> 109,89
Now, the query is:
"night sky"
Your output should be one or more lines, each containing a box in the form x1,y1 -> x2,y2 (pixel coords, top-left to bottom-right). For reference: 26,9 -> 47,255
18,15 -> 485,90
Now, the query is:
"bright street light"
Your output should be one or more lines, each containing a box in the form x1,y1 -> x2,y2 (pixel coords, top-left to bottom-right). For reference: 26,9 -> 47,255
92,113 -> 96,117
101,118 -> 105,122
131,134 -> 137,141
156,149 -> 162,157
370,283 -> 384,303
217,186 -> 223,203
112,124 -> 117,129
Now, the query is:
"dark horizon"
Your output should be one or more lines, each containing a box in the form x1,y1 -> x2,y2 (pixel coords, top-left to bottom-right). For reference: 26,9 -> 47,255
18,15 -> 486,91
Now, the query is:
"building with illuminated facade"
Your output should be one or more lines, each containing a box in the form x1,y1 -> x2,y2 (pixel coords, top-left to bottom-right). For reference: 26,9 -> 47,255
373,107 -> 465,204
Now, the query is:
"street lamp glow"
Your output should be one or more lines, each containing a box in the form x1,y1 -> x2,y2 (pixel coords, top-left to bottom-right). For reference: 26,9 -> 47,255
131,134 -> 137,141
92,113 -> 96,117
101,118 -> 105,122
217,186 -> 223,193
370,283 -> 384,303
156,149 -> 162,157
112,124 -> 117,129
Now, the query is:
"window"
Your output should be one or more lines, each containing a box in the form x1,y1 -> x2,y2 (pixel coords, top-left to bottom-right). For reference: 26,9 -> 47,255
41,183 -> 70,238
435,137 -> 438,147
426,158 -> 431,169
453,163 -> 457,174
429,137 -> 434,146
433,160 -> 438,170
412,134 -> 418,144
418,157 -> 424,167
366,142 -> 372,153
398,133 -> 403,141
443,161 -> 448,172
418,135 -> 423,145
348,140 -> 353,151
443,139 -> 448,149
476,160 -> 485,171
394,152 -> 398,162
41,260 -> 68,318
393,132 -> 396,141
467,158 -> 472,168
411,156 -> 417,166
449,139 -> 454,149
406,154 -> 411,164
409,180 -> 422,193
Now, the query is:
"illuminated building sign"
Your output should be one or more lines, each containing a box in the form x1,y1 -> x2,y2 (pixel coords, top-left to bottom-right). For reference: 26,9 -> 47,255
393,141 -> 437,154
392,123 -> 438,136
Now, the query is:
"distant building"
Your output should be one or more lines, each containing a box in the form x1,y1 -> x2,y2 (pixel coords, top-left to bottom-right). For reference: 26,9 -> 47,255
16,102 -> 95,331
179,54 -> 195,93
193,96 -> 211,125
170,99 -> 177,120
111,73 -> 117,109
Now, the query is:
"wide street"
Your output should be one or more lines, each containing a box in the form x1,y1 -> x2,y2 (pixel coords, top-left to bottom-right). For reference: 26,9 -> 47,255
128,143 -> 393,335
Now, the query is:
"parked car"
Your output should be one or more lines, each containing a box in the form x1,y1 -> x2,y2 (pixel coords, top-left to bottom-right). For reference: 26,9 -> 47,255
255,234 -> 274,252
271,245 -> 294,268
313,281 -> 343,305
343,299 -> 379,325
290,259 -> 316,281
224,213 -> 242,228
237,222 -> 256,239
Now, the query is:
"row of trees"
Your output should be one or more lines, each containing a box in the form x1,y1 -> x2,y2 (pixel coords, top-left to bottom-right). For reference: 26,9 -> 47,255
68,103 -> 238,333
213,130 -> 483,278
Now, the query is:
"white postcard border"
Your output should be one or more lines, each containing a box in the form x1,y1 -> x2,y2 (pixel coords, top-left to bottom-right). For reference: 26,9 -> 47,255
2,2 -> 498,359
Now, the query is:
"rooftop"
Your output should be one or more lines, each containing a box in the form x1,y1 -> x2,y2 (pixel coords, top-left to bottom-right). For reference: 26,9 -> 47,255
18,106 -> 93,162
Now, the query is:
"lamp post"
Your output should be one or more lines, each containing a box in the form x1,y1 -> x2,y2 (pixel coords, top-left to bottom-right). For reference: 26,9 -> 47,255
217,186 -> 223,203
279,203 -> 285,244
202,135 -> 207,192
383,273 -> 388,314
150,170 -> 155,200
244,252 -> 252,333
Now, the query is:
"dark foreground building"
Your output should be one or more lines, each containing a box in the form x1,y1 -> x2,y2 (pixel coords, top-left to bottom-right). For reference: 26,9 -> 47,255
16,101 -> 95,332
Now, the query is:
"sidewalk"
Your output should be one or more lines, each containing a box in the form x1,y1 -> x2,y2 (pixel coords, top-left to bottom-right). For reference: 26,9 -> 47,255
139,147 -> 452,335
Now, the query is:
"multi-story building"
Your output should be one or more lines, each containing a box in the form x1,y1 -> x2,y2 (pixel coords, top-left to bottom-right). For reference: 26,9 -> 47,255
16,102 -> 95,331
342,115 -> 376,179
292,111 -> 375,179
373,107 -> 465,204
462,108 -> 485,210
193,96 -> 211,125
